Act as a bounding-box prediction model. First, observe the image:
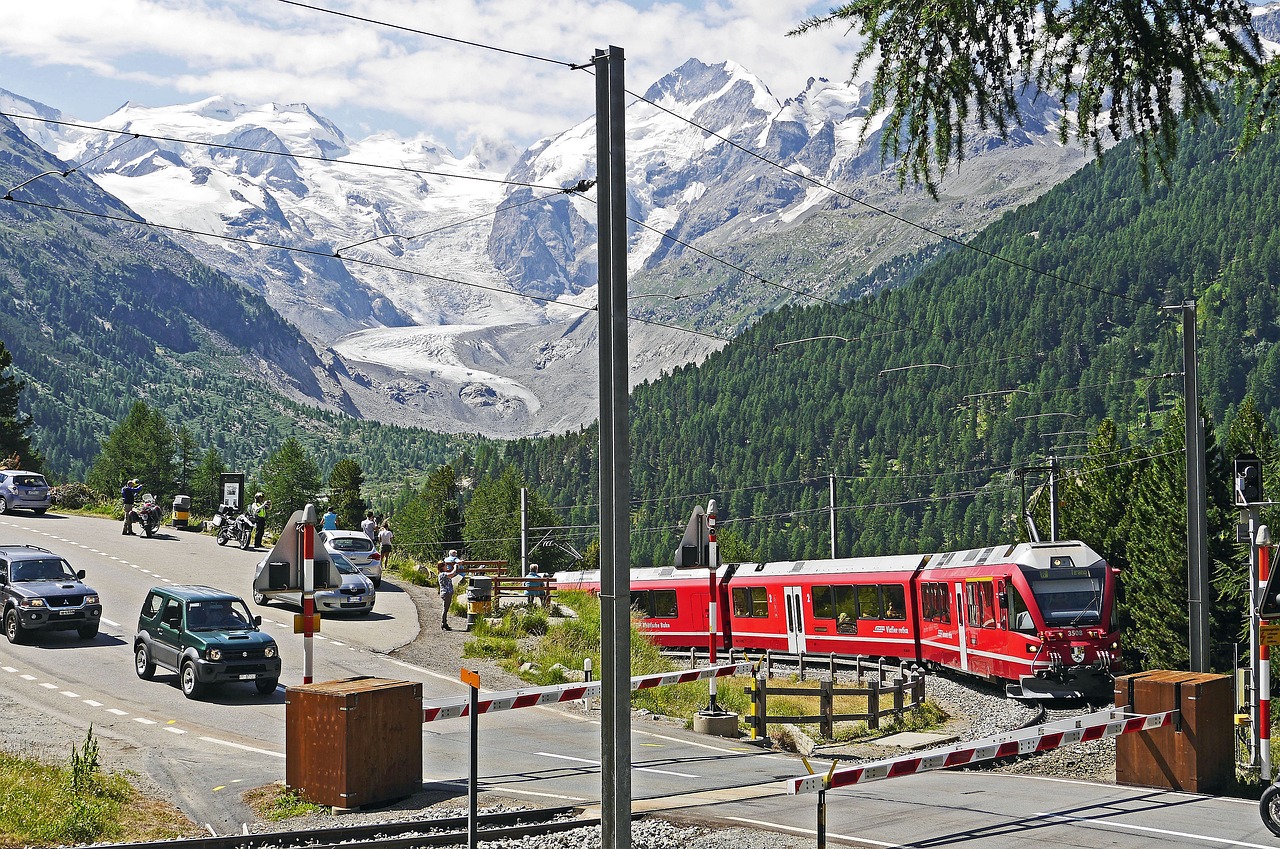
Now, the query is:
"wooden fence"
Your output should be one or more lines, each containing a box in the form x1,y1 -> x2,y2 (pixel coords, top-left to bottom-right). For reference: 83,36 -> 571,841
745,672 -> 926,740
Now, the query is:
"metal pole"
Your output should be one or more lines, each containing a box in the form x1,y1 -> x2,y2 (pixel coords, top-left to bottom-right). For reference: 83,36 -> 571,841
596,45 -> 630,849
707,500 -> 719,712
1252,508 -> 1262,767
829,473 -> 837,558
1048,455 -> 1060,542
1260,523 -> 1272,780
520,487 -> 529,576
301,503 -> 317,684
462,668 -> 480,849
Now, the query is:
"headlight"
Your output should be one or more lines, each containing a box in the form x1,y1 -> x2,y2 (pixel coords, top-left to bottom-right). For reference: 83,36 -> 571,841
207,648 -> 222,661
264,645 -> 277,658
20,598 -> 46,608
84,595 -> 99,605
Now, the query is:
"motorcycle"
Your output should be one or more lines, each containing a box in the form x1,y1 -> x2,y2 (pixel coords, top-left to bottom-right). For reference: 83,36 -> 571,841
127,493 -> 163,538
213,504 -> 254,550
1262,782 -> 1280,836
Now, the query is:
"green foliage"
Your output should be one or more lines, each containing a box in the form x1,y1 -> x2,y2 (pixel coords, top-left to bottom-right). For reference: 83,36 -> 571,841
50,482 -> 102,510
190,446 -> 226,517
393,464 -> 464,566
261,787 -> 324,821
259,437 -> 323,529
462,635 -> 517,659
0,338 -> 40,471
86,401 -> 177,505
327,458 -> 366,530
462,465 -> 567,571
69,725 -> 100,795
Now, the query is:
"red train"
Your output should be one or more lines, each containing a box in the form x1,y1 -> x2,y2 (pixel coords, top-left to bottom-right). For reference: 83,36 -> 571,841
555,539 -> 1121,700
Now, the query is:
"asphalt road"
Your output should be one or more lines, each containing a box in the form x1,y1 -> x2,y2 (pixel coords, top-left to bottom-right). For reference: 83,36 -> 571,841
3,512 -> 1280,847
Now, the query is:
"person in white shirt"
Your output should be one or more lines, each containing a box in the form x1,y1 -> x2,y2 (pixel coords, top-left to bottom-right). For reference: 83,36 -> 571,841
360,510 -> 376,540
378,521 -> 393,562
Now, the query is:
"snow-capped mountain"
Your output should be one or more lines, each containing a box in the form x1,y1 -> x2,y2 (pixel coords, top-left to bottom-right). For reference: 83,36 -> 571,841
1,57 -> 1090,438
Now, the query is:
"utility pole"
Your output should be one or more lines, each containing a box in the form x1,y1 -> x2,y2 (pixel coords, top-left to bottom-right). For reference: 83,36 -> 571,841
594,45 -> 631,849
829,473 -> 837,558
520,487 -> 528,576
1163,301 -> 1210,672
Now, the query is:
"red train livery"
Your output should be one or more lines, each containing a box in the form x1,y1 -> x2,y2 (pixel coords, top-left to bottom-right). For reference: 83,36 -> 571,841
555,539 -> 1121,699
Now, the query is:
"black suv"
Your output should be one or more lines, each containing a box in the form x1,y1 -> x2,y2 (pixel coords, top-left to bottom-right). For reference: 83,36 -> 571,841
1,544 -> 102,643
134,585 -> 281,699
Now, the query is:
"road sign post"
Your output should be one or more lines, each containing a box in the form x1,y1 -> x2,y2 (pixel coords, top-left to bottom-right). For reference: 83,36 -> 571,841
462,667 -> 480,849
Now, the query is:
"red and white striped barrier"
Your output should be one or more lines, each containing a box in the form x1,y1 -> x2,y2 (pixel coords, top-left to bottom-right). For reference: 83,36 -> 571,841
422,661 -> 752,723
788,706 -> 1178,794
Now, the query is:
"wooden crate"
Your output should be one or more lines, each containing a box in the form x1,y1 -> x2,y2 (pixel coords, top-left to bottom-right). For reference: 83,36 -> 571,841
1114,670 -> 1232,793
285,677 -> 422,809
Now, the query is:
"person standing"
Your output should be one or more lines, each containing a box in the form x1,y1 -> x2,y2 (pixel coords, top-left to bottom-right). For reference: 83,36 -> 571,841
439,549 -> 461,631
526,564 -> 550,610
121,479 -> 143,535
378,521 -> 393,563
361,510 -> 376,541
322,506 -> 338,530
251,492 -> 270,548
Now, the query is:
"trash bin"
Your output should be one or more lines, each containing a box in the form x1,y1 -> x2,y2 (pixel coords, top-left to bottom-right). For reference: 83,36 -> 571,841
171,495 -> 190,529
465,575 -> 492,630
285,677 -> 422,810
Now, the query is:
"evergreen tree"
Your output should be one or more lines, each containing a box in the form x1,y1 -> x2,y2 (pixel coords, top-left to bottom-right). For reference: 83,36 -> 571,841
259,437 -> 322,531
87,401 -> 177,504
191,446 -> 226,517
327,458 -> 366,530
0,339 -> 40,472
174,425 -> 199,498
462,466 -> 565,572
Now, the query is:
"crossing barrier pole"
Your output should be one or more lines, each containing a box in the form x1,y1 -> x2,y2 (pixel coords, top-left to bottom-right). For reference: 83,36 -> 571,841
461,668 -> 480,849
1261,530 -> 1273,781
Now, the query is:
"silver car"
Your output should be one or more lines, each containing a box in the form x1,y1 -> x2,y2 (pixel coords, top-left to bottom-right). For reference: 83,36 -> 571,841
252,552 -> 375,615
0,471 -> 52,515
319,530 -> 383,587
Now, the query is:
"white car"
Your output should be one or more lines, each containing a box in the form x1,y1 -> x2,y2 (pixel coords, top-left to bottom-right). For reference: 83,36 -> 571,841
319,529 -> 382,587
252,551 -> 375,615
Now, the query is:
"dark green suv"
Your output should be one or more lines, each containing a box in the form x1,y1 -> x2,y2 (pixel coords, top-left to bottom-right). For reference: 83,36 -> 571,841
134,585 -> 281,699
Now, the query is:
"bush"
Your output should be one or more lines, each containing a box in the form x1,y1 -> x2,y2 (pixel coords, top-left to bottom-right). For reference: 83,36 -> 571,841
50,483 -> 103,510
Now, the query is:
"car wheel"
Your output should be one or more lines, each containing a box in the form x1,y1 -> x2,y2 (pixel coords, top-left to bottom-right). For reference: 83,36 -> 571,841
32,508 -> 46,515
255,677 -> 278,696
135,644 -> 155,680
180,660 -> 204,699
78,623 -> 99,640
4,609 -> 26,644
252,591 -> 268,607
0,497 -> 8,514
373,577 -> 381,588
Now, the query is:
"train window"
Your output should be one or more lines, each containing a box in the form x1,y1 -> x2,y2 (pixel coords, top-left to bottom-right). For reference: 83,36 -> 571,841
1009,586 -> 1035,633
933,583 -> 952,624
732,587 -> 770,618
812,586 -> 834,619
857,585 -> 881,619
966,581 -> 997,628
833,586 -> 857,632
732,587 -> 753,617
630,591 -> 650,617
750,587 -> 769,617
651,589 -> 678,618
882,585 -> 906,620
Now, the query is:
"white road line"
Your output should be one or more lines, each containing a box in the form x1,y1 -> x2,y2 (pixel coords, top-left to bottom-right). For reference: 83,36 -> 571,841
106,708 -> 129,716
535,751 -> 699,779
1037,812 -> 1274,848
39,682 -> 58,689
101,618 -> 120,627
197,736 -> 285,759
163,727 -> 186,735
2,666 -> 16,673
133,717 -> 156,725
20,674 -> 36,680
60,691 -> 80,698
438,782 -> 587,802
723,816 -> 904,848
83,700 -> 103,707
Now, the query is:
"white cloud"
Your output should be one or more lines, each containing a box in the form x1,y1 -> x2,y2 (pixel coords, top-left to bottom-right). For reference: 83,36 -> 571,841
0,0 -> 863,151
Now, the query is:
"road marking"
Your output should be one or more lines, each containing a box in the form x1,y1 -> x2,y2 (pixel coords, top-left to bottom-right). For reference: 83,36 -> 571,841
133,717 -> 156,725
438,781 -> 587,802
723,816 -> 904,848
2,666 -> 16,673
1037,812 -> 1273,848
20,674 -> 36,680
84,700 -> 103,707
106,708 -> 129,716
102,618 -> 120,627
163,727 -> 186,735
198,736 -> 285,759
535,751 -> 699,779
40,682 -> 58,689
60,691 -> 80,698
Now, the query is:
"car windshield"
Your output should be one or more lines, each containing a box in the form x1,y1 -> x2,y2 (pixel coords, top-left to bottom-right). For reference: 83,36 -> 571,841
1021,565 -> 1105,627
11,558 -> 76,582
330,553 -> 358,575
186,599 -> 255,631
329,536 -> 372,553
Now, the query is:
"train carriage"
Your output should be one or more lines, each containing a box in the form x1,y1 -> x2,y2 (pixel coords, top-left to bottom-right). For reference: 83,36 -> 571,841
553,538 -> 1121,700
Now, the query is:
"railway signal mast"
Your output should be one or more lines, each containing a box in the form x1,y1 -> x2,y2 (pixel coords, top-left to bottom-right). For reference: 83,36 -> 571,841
1241,455 -> 1275,779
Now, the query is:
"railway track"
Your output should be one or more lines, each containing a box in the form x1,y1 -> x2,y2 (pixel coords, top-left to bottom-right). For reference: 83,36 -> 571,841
96,806 -> 614,849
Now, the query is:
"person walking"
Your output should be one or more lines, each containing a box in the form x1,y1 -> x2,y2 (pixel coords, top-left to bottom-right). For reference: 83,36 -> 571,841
439,549 -> 461,630
361,510 -> 376,541
251,492 -> 270,548
121,478 -> 143,535
378,521 -> 393,563
322,506 -> 338,530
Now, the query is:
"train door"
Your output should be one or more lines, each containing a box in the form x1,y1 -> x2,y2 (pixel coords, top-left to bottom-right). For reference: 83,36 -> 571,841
783,586 -> 806,653
964,577 -> 999,677
954,582 -> 969,673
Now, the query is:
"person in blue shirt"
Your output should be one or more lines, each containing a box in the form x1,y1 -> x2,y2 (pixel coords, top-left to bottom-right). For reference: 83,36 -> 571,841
322,507 -> 338,530
121,479 -> 143,535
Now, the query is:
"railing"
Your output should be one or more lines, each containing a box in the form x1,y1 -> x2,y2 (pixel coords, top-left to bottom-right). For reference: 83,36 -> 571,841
664,646 -> 915,684
744,671 -> 926,740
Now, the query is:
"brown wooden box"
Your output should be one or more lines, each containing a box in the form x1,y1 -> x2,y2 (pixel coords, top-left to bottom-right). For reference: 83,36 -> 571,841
285,677 -> 423,809
1114,670 -> 1232,794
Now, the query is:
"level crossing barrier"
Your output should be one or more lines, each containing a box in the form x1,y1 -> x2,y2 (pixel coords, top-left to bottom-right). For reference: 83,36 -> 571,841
787,705 -> 1179,794
422,661 -> 752,723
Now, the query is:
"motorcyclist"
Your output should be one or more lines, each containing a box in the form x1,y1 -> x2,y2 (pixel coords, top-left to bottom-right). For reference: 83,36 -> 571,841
251,492 -> 270,548
121,479 -> 143,535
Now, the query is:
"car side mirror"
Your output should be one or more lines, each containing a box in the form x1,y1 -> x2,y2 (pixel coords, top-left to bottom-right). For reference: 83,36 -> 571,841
77,570 -> 86,579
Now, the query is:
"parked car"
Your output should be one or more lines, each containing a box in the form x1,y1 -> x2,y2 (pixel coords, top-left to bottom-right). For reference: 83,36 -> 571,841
319,529 -> 382,587
0,471 -> 52,515
252,551 -> 375,615
133,585 -> 281,699
1,544 -> 102,643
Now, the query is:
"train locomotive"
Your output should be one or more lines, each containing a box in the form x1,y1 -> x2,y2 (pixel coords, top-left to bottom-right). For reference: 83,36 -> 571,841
555,539 -> 1121,700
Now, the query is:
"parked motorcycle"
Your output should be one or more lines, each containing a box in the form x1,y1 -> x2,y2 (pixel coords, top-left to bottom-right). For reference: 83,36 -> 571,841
213,504 -> 254,550
127,493 -> 163,538
1261,782 -> 1280,836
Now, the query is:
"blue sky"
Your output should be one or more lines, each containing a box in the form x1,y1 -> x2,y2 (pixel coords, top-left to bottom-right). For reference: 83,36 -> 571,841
0,0 -> 856,154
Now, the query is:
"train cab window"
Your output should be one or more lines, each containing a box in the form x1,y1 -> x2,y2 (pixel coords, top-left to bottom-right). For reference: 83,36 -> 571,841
630,590 -> 650,617
651,589 -> 678,618
882,584 -> 906,620
966,581 -> 998,628
857,585 -> 881,619
732,587 -> 769,618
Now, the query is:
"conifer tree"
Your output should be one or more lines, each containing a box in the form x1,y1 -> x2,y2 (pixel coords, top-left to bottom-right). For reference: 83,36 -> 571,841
0,340 -> 40,471
327,458 -> 366,530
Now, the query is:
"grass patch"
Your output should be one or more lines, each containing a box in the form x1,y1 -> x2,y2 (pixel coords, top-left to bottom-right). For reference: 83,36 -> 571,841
242,783 -> 327,821
0,727 -> 201,847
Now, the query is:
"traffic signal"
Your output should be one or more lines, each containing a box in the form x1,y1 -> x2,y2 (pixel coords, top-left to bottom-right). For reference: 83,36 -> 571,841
1235,456 -> 1264,506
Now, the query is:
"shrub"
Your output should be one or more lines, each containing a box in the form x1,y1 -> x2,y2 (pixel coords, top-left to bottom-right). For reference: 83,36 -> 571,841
51,483 -> 102,510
